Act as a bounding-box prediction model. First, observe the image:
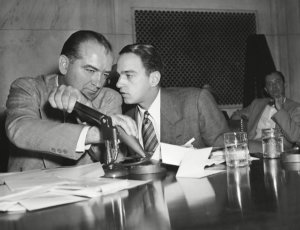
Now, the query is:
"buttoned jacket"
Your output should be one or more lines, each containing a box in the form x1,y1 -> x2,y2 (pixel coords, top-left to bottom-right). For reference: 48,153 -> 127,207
5,74 -> 122,171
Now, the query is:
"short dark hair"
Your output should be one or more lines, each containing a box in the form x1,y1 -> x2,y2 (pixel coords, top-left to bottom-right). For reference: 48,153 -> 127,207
61,30 -> 112,60
265,70 -> 285,84
119,44 -> 164,76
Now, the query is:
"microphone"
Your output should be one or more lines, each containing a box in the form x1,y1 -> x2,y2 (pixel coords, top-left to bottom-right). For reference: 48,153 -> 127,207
73,102 -> 146,158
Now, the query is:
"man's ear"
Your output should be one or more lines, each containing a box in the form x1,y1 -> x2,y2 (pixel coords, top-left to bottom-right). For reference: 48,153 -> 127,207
149,71 -> 161,87
58,55 -> 69,75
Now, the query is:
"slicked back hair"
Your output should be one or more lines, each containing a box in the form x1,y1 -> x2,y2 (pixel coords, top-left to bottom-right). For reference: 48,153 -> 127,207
265,70 -> 285,85
119,44 -> 164,78
61,30 -> 112,61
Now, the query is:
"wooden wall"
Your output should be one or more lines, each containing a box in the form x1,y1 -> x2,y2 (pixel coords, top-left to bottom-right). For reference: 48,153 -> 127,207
0,0 -> 299,115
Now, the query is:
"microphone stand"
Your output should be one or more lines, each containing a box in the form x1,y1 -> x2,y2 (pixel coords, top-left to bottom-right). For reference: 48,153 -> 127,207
73,102 -> 166,177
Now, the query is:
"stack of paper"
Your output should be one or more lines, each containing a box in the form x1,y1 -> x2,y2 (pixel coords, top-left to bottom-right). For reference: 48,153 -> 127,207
160,143 -> 226,178
0,163 -> 148,212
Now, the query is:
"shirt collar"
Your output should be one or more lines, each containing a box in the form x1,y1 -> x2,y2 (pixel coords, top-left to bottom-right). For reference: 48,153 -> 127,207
138,89 -> 160,118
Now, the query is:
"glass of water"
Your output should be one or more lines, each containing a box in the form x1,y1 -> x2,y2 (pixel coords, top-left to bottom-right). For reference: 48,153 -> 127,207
224,132 -> 249,167
262,128 -> 283,158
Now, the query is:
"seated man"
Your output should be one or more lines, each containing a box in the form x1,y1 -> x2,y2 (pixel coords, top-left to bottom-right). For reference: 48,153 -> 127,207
5,30 -> 137,172
231,71 -> 300,152
115,43 -> 230,157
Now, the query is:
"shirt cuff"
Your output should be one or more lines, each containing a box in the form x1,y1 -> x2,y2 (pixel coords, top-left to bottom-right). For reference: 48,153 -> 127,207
76,126 -> 92,152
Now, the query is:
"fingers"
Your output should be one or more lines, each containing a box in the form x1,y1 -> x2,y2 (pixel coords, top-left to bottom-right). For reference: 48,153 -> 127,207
67,90 -> 80,113
274,96 -> 285,110
48,87 -> 58,109
274,97 -> 283,110
48,85 -> 82,113
111,114 -> 138,137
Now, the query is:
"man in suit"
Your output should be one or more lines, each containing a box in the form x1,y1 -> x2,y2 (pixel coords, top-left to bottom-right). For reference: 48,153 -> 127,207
5,30 -> 137,172
231,71 -> 300,152
115,44 -> 229,158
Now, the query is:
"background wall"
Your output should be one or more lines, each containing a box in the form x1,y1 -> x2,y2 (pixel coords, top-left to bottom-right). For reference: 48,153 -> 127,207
0,0 -> 299,115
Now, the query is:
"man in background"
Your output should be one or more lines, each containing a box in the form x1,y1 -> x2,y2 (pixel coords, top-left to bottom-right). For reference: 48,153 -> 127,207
231,71 -> 300,152
115,43 -> 229,158
5,30 -> 137,172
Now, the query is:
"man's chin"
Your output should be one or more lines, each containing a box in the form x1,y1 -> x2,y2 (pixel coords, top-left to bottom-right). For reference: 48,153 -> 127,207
123,98 -> 135,105
82,89 -> 101,101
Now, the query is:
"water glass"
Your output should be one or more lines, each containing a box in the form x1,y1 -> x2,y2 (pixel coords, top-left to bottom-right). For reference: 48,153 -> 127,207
262,128 -> 283,158
224,132 -> 249,167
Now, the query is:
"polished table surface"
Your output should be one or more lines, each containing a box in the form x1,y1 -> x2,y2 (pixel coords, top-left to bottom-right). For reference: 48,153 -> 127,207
1,159 -> 300,230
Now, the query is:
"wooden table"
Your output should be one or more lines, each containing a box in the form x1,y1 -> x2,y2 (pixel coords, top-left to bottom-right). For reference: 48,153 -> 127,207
1,159 -> 300,230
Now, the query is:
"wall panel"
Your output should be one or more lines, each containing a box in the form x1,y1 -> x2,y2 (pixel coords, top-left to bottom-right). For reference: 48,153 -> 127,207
0,0 -> 299,114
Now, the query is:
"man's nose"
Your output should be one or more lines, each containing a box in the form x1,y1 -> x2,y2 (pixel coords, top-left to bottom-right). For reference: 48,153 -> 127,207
92,72 -> 102,87
116,75 -> 126,88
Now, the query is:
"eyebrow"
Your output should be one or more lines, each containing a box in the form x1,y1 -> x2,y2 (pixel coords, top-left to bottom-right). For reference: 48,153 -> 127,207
267,79 -> 282,83
82,64 -> 111,75
82,64 -> 100,71
120,70 -> 136,74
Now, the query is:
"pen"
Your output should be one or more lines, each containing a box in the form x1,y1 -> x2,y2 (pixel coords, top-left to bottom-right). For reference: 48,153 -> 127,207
184,137 -> 195,146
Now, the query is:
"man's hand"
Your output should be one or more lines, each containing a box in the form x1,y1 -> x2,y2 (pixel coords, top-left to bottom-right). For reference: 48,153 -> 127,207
85,114 -> 138,145
274,96 -> 285,111
49,85 -> 92,113
110,114 -> 138,137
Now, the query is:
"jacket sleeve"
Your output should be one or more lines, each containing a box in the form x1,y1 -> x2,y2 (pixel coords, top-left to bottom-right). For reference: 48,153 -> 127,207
231,100 -> 255,120
197,89 -> 230,147
5,77 -> 85,160
272,106 -> 300,145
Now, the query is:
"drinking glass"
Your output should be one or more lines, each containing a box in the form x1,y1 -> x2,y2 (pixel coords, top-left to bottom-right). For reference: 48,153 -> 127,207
224,132 -> 249,167
262,128 -> 283,159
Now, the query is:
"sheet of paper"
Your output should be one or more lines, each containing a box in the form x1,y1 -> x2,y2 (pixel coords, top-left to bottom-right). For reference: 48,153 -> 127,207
19,193 -> 88,211
0,163 -> 149,213
160,142 -> 192,165
45,162 -> 105,179
4,162 -> 104,191
0,201 -> 26,212
176,147 -> 225,178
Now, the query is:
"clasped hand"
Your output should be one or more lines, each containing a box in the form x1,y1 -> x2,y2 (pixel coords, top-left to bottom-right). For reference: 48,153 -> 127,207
48,85 -> 137,138
274,96 -> 285,111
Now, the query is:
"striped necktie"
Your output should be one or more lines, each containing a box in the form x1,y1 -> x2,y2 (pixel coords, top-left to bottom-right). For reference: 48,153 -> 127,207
142,111 -> 159,155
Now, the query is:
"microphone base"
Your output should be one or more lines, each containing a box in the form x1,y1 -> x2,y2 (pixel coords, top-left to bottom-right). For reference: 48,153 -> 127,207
103,165 -> 129,178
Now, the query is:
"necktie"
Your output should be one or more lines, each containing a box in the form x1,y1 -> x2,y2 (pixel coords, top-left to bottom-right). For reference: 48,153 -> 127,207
142,111 -> 159,154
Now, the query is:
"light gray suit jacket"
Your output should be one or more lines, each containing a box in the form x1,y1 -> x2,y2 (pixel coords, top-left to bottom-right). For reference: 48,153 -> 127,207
5,74 -> 122,171
127,87 -> 229,149
234,98 -> 300,149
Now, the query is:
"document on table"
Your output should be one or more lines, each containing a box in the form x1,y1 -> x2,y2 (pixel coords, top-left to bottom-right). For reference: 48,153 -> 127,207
0,163 -> 149,212
3,162 -> 105,191
160,142 -> 226,178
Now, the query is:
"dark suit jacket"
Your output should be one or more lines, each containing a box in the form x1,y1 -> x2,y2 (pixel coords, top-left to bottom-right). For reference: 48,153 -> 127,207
5,74 -> 122,171
127,87 -> 229,149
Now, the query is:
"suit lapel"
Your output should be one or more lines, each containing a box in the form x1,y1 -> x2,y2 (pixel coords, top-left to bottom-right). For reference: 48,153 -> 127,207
40,74 -> 64,121
160,88 -> 185,144
248,99 -> 270,139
